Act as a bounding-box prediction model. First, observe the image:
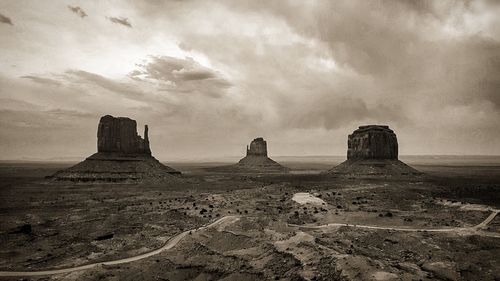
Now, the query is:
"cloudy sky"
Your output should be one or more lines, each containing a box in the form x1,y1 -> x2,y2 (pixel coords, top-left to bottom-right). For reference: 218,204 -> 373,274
0,0 -> 499,160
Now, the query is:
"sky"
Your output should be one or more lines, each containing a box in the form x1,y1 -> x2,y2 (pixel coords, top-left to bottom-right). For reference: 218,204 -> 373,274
0,0 -> 499,161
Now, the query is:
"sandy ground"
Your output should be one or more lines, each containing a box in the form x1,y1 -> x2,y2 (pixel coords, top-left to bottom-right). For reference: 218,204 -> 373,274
291,192 -> 327,205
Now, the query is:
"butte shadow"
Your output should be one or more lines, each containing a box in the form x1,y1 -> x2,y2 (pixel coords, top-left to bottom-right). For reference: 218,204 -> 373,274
50,115 -> 180,183
324,125 -> 421,178
207,137 -> 290,174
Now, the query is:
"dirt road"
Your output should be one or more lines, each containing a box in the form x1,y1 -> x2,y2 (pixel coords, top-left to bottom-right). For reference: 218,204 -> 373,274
292,210 -> 499,234
1,210 -> 498,277
0,216 -> 239,277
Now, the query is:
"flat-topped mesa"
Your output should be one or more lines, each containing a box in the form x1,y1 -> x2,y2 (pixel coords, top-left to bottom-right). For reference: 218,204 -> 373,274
325,125 -> 421,177
347,125 -> 398,160
97,115 -> 151,155
246,137 -> 267,157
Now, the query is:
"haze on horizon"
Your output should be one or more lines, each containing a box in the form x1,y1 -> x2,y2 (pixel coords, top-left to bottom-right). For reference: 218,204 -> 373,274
1,0 -> 499,161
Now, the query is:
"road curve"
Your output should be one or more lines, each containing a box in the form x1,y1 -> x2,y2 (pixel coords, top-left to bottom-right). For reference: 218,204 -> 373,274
0,216 -> 239,277
475,210 -> 499,229
290,210 -> 499,234
1,211 -> 498,277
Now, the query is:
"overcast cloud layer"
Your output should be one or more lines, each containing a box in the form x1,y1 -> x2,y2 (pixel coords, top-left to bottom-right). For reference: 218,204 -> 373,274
0,0 -> 499,160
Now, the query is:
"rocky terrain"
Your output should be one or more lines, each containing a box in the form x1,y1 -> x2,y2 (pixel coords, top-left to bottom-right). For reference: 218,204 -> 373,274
1,125 -> 498,280
0,158 -> 499,281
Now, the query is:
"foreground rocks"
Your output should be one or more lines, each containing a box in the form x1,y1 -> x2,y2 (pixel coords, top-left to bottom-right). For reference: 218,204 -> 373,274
208,137 -> 289,173
326,125 -> 421,177
50,115 -> 180,183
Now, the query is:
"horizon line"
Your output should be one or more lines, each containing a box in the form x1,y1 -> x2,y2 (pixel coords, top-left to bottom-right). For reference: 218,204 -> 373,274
2,154 -> 500,163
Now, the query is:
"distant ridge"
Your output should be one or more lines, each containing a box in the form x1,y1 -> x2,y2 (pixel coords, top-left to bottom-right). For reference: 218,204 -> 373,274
2,155 -> 500,164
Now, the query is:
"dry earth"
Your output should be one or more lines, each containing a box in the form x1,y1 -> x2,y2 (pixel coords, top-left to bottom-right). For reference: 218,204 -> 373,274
0,158 -> 499,280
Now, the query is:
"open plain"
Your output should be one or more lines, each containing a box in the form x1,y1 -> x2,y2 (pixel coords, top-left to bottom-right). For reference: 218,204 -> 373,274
0,156 -> 499,281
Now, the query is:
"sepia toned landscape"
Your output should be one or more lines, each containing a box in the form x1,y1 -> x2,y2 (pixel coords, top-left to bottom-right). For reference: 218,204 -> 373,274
1,156 -> 499,280
1,1 -> 500,280
0,118 -> 499,280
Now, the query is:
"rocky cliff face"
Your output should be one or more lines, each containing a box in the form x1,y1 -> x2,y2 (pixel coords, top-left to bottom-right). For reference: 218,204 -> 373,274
97,115 -> 151,155
347,125 -> 398,160
326,125 -> 420,177
50,115 -> 180,182
246,137 -> 267,156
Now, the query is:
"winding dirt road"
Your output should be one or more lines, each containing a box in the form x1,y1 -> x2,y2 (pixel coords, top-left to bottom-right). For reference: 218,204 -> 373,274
1,210 -> 498,277
0,216 -> 239,277
291,210 -> 499,235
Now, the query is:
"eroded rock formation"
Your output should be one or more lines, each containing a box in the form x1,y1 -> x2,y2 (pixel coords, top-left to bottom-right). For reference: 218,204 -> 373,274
208,137 -> 289,173
50,115 -> 180,183
246,137 -> 267,157
326,125 -> 420,177
347,125 -> 398,160
97,115 -> 151,155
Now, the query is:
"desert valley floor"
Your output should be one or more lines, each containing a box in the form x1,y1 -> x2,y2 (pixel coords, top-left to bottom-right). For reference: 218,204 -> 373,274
0,156 -> 499,281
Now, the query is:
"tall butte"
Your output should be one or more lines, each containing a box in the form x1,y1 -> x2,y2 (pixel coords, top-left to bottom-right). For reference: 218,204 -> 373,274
51,115 -> 180,182
325,125 -> 421,177
210,137 -> 289,173
96,115 -> 151,155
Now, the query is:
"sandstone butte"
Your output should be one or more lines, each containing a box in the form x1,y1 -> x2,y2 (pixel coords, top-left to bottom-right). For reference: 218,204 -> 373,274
325,125 -> 421,177
50,115 -> 180,183
209,137 -> 289,173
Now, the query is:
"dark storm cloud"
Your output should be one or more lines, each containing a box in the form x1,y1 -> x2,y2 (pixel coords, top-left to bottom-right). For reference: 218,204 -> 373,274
45,108 -> 95,118
395,0 -> 444,17
287,96 -> 411,130
1,0 -> 500,158
65,70 -> 144,98
132,56 -> 217,81
0,108 -> 98,158
21,75 -> 61,87
441,37 -> 500,109
285,1 -> 427,76
67,6 -> 87,18
0,12 -> 13,25
483,81 -> 500,108
179,70 -> 216,81
61,69 -> 201,115
0,98 -> 40,111
223,1 -> 500,111
130,56 -> 231,97
107,16 -> 132,28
